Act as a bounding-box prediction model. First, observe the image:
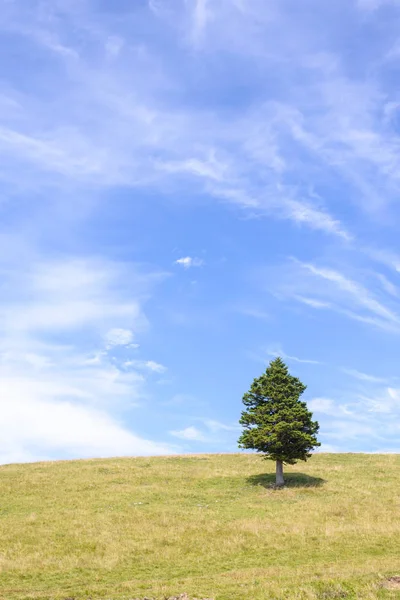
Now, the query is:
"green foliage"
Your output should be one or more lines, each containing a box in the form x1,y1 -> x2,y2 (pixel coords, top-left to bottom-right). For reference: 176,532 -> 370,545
238,357 -> 320,464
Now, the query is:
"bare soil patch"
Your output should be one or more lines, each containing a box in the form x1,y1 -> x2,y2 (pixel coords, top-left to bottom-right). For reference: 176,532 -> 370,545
383,576 -> 400,590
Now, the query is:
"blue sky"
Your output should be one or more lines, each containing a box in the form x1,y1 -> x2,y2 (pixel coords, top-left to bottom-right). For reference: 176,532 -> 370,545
1,0 -> 400,463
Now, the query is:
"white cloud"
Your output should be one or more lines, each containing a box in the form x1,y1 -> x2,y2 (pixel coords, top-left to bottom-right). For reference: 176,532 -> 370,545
0,258 -> 148,336
105,328 -> 135,347
0,391 -> 175,465
145,360 -> 167,373
169,426 -> 207,441
0,255 -> 172,463
124,359 -> 167,374
175,256 -> 204,268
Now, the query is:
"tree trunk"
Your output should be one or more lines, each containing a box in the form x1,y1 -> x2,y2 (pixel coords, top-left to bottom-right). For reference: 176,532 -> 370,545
276,460 -> 284,487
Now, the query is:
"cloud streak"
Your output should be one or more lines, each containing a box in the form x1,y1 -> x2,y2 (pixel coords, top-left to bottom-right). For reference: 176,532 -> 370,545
273,258 -> 400,334
267,346 -> 321,365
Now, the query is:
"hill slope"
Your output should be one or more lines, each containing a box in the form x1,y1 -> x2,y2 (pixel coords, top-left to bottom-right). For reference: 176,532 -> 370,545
0,453 -> 399,600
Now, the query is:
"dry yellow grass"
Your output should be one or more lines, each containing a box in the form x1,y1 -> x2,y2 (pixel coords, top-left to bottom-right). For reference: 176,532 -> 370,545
0,453 -> 399,599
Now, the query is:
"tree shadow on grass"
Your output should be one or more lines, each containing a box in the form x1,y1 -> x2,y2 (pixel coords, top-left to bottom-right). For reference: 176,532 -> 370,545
247,472 -> 326,489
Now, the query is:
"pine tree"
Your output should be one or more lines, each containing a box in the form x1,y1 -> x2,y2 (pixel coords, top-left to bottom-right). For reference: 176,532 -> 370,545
238,357 -> 320,486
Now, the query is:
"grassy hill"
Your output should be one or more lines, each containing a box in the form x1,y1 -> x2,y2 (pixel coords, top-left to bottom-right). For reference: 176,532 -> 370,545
0,453 -> 399,600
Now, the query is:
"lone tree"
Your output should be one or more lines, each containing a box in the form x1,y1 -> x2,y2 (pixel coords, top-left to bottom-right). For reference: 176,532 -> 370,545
238,357 -> 320,486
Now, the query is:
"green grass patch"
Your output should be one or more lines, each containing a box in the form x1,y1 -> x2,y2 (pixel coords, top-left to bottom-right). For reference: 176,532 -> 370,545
0,453 -> 399,599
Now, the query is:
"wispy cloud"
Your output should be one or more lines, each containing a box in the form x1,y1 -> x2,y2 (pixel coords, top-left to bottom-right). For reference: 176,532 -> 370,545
358,386 -> 400,413
211,183 -> 350,239
169,418 -> 239,443
341,368 -> 388,384
366,248 -> 400,273
300,263 -> 399,324
1,0 -> 399,239
191,0 -> 212,46
0,0 -> 354,240
294,296 -> 333,309
274,259 -> 400,333
375,274 -> 400,298
308,380 -> 400,451
308,398 -> 349,416
175,257 -> 204,268
324,420 -> 379,442
202,419 -> 241,433
124,359 -> 167,374
266,346 -> 321,365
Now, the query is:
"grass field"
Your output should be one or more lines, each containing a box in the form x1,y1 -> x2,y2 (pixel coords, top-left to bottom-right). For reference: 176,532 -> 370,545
0,453 -> 399,600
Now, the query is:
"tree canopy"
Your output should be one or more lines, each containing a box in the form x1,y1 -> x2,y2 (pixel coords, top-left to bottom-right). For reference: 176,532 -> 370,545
238,357 -> 320,484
